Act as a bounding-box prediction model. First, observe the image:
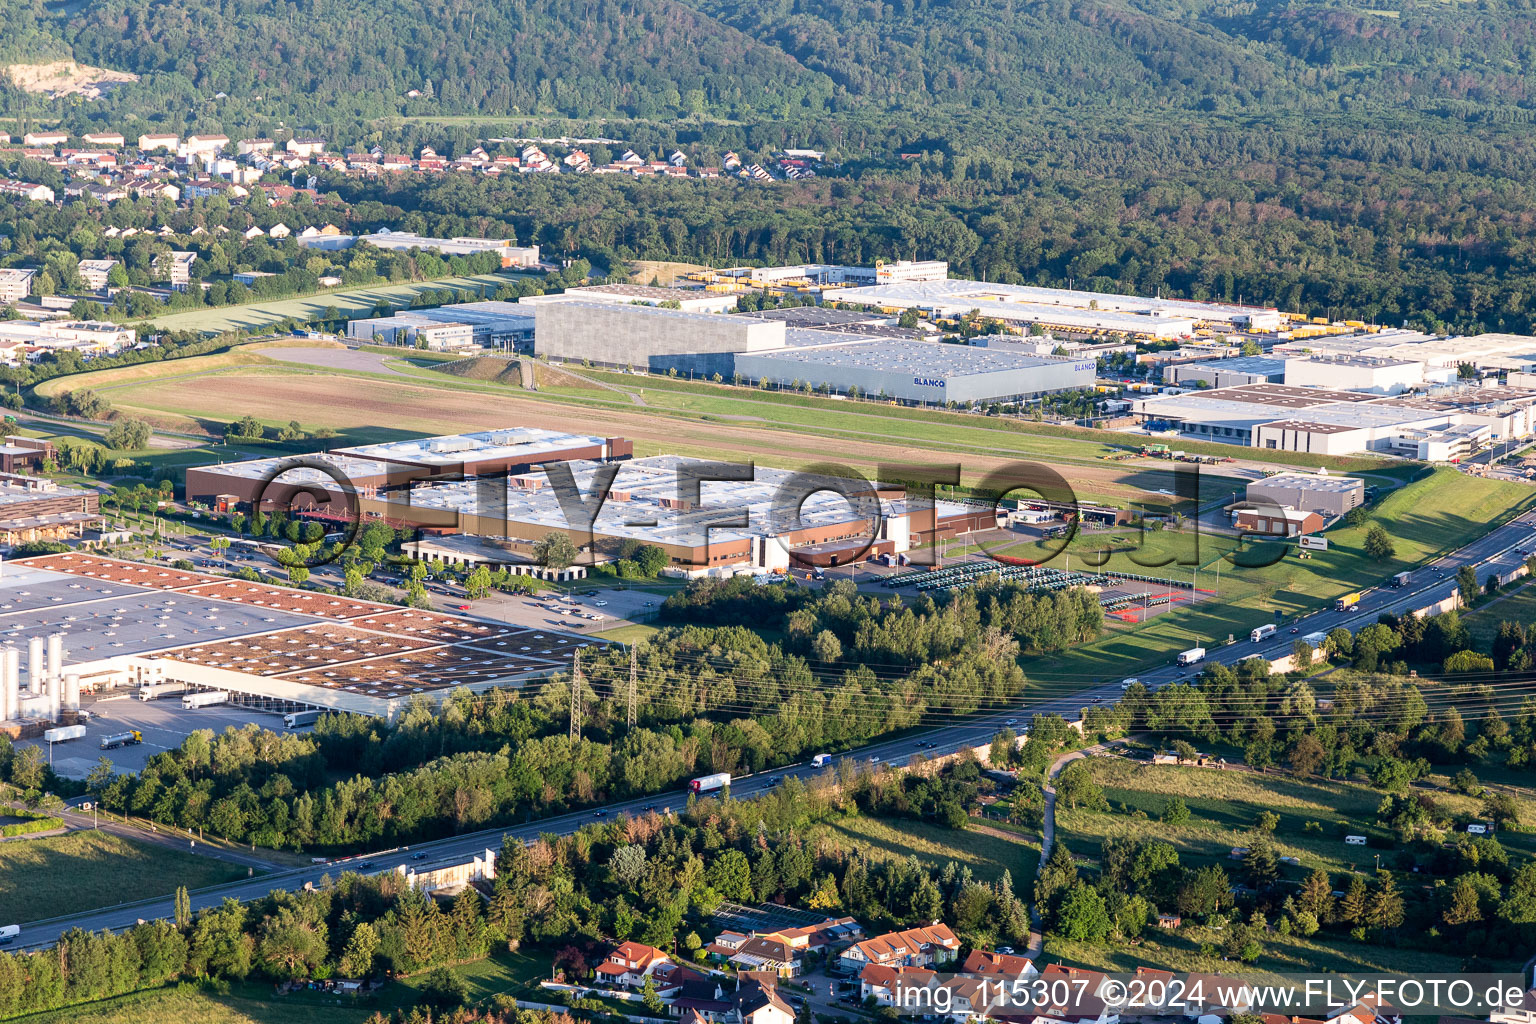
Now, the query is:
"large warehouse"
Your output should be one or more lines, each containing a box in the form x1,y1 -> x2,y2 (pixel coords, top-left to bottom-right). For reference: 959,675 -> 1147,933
1164,356 -> 1284,388
530,300 -> 786,372
1245,472 -> 1365,517
1135,382 -> 1536,456
732,334 -> 1095,404
0,554 -> 590,721
187,429 -> 633,511
831,279 -> 1284,336
379,455 -> 995,572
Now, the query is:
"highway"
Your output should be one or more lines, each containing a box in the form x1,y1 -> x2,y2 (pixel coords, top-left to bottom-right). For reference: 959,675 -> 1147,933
12,507 -> 1536,949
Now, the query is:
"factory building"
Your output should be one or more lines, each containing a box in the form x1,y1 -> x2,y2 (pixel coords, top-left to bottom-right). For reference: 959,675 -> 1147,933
831,281 -> 1197,340
1245,473 -> 1364,518
382,455 -> 994,573
522,284 -> 739,313
530,300 -> 786,373
732,334 -> 1095,404
1283,355 -> 1424,395
1164,356 -> 1285,389
347,314 -> 477,351
1274,331 -> 1536,374
0,554 -> 593,723
187,429 -> 633,512
832,279 -> 1282,335
1136,381 -> 1536,457
0,477 -> 102,545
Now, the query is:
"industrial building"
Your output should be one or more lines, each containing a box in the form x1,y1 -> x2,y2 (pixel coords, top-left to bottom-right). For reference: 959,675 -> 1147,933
0,553 -> 591,721
522,284 -> 739,314
187,429 -> 633,512
530,300 -> 786,372
298,230 -> 541,268
0,319 -> 134,356
382,455 -> 994,573
347,314 -> 476,351
732,334 -> 1095,404
1233,507 -> 1324,537
831,279 -> 1284,336
1274,331 -> 1536,374
1283,355 -> 1425,395
1244,473 -> 1364,518
0,477 -> 102,545
1135,381 -> 1536,457
1164,356 -> 1285,389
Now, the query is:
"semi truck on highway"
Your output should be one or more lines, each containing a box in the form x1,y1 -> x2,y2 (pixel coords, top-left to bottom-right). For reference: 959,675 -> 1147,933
1250,624 -> 1277,642
1335,591 -> 1363,612
1391,571 -> 1411,587
100,730 -> 142,750
138,682 -> 186,701
689,772 -> 731,794
0,926 -> 18,945
812,753 -> 831,768
42,725 -> 86,744
1177,647 -> 1206,666
181,691 -> 229,710
283,710 -> 324,729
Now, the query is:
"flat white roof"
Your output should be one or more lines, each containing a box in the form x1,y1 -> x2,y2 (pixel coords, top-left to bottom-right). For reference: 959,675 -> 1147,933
835,278 -> 1277,324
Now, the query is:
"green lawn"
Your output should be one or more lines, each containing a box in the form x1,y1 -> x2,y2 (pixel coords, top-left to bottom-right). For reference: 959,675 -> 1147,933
0,831 -> 249,925
816,815 -> 1039,891
15,983 -> 373,1024
140,272 -> 529,334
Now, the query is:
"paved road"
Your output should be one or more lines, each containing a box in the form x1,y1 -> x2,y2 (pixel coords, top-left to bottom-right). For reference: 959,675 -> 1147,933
12,508 -> 1536,949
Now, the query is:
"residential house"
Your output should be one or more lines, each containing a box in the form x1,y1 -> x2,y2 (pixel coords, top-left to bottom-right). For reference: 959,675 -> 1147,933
137,133 -> 179,152
183,134 -> 229,156
669,150 -> 688,166
0,268 -> 38,304
861,964 -> 936,1008
77,259 -> 120,291
81,132 -> 125,147
729,936 -> 799,978
287,137 -> 326,157
0,182 -> 55,203
564,150 -> 592,171
163,251 -> 197,291
243,226 -> 265,240
268,223 -> 292,239
959,949 -> 1038,982
238,138 -> 276,156
722,151 -> 742,170
594,941 -> 672,989
21,130 -> 67,148
837,924 -> 959,975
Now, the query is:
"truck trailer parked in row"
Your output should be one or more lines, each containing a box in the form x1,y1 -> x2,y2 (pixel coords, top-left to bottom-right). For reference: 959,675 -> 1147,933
284,710 -> 324,729
181,691 -> 229,710
138,682 -> 186,701
42,725 -> 86,744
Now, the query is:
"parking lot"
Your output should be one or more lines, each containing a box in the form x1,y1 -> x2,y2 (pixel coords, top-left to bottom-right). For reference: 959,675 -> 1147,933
29,694 -> 284,778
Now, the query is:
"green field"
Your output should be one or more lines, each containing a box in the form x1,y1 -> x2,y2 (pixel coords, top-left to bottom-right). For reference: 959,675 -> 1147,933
1464,578 -> 1536,650
16,983 -> 372,1024
140,272 -> 527,334
1048,757 -> 1530,974
817,815 -> 1039,889
0,831 -> 249,925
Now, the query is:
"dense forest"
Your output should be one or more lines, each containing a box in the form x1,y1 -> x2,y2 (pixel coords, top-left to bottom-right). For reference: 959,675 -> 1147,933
13,0 -> 1536,128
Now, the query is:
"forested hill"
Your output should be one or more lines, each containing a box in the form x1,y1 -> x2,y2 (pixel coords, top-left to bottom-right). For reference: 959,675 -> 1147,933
9,0 -> 1536,128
